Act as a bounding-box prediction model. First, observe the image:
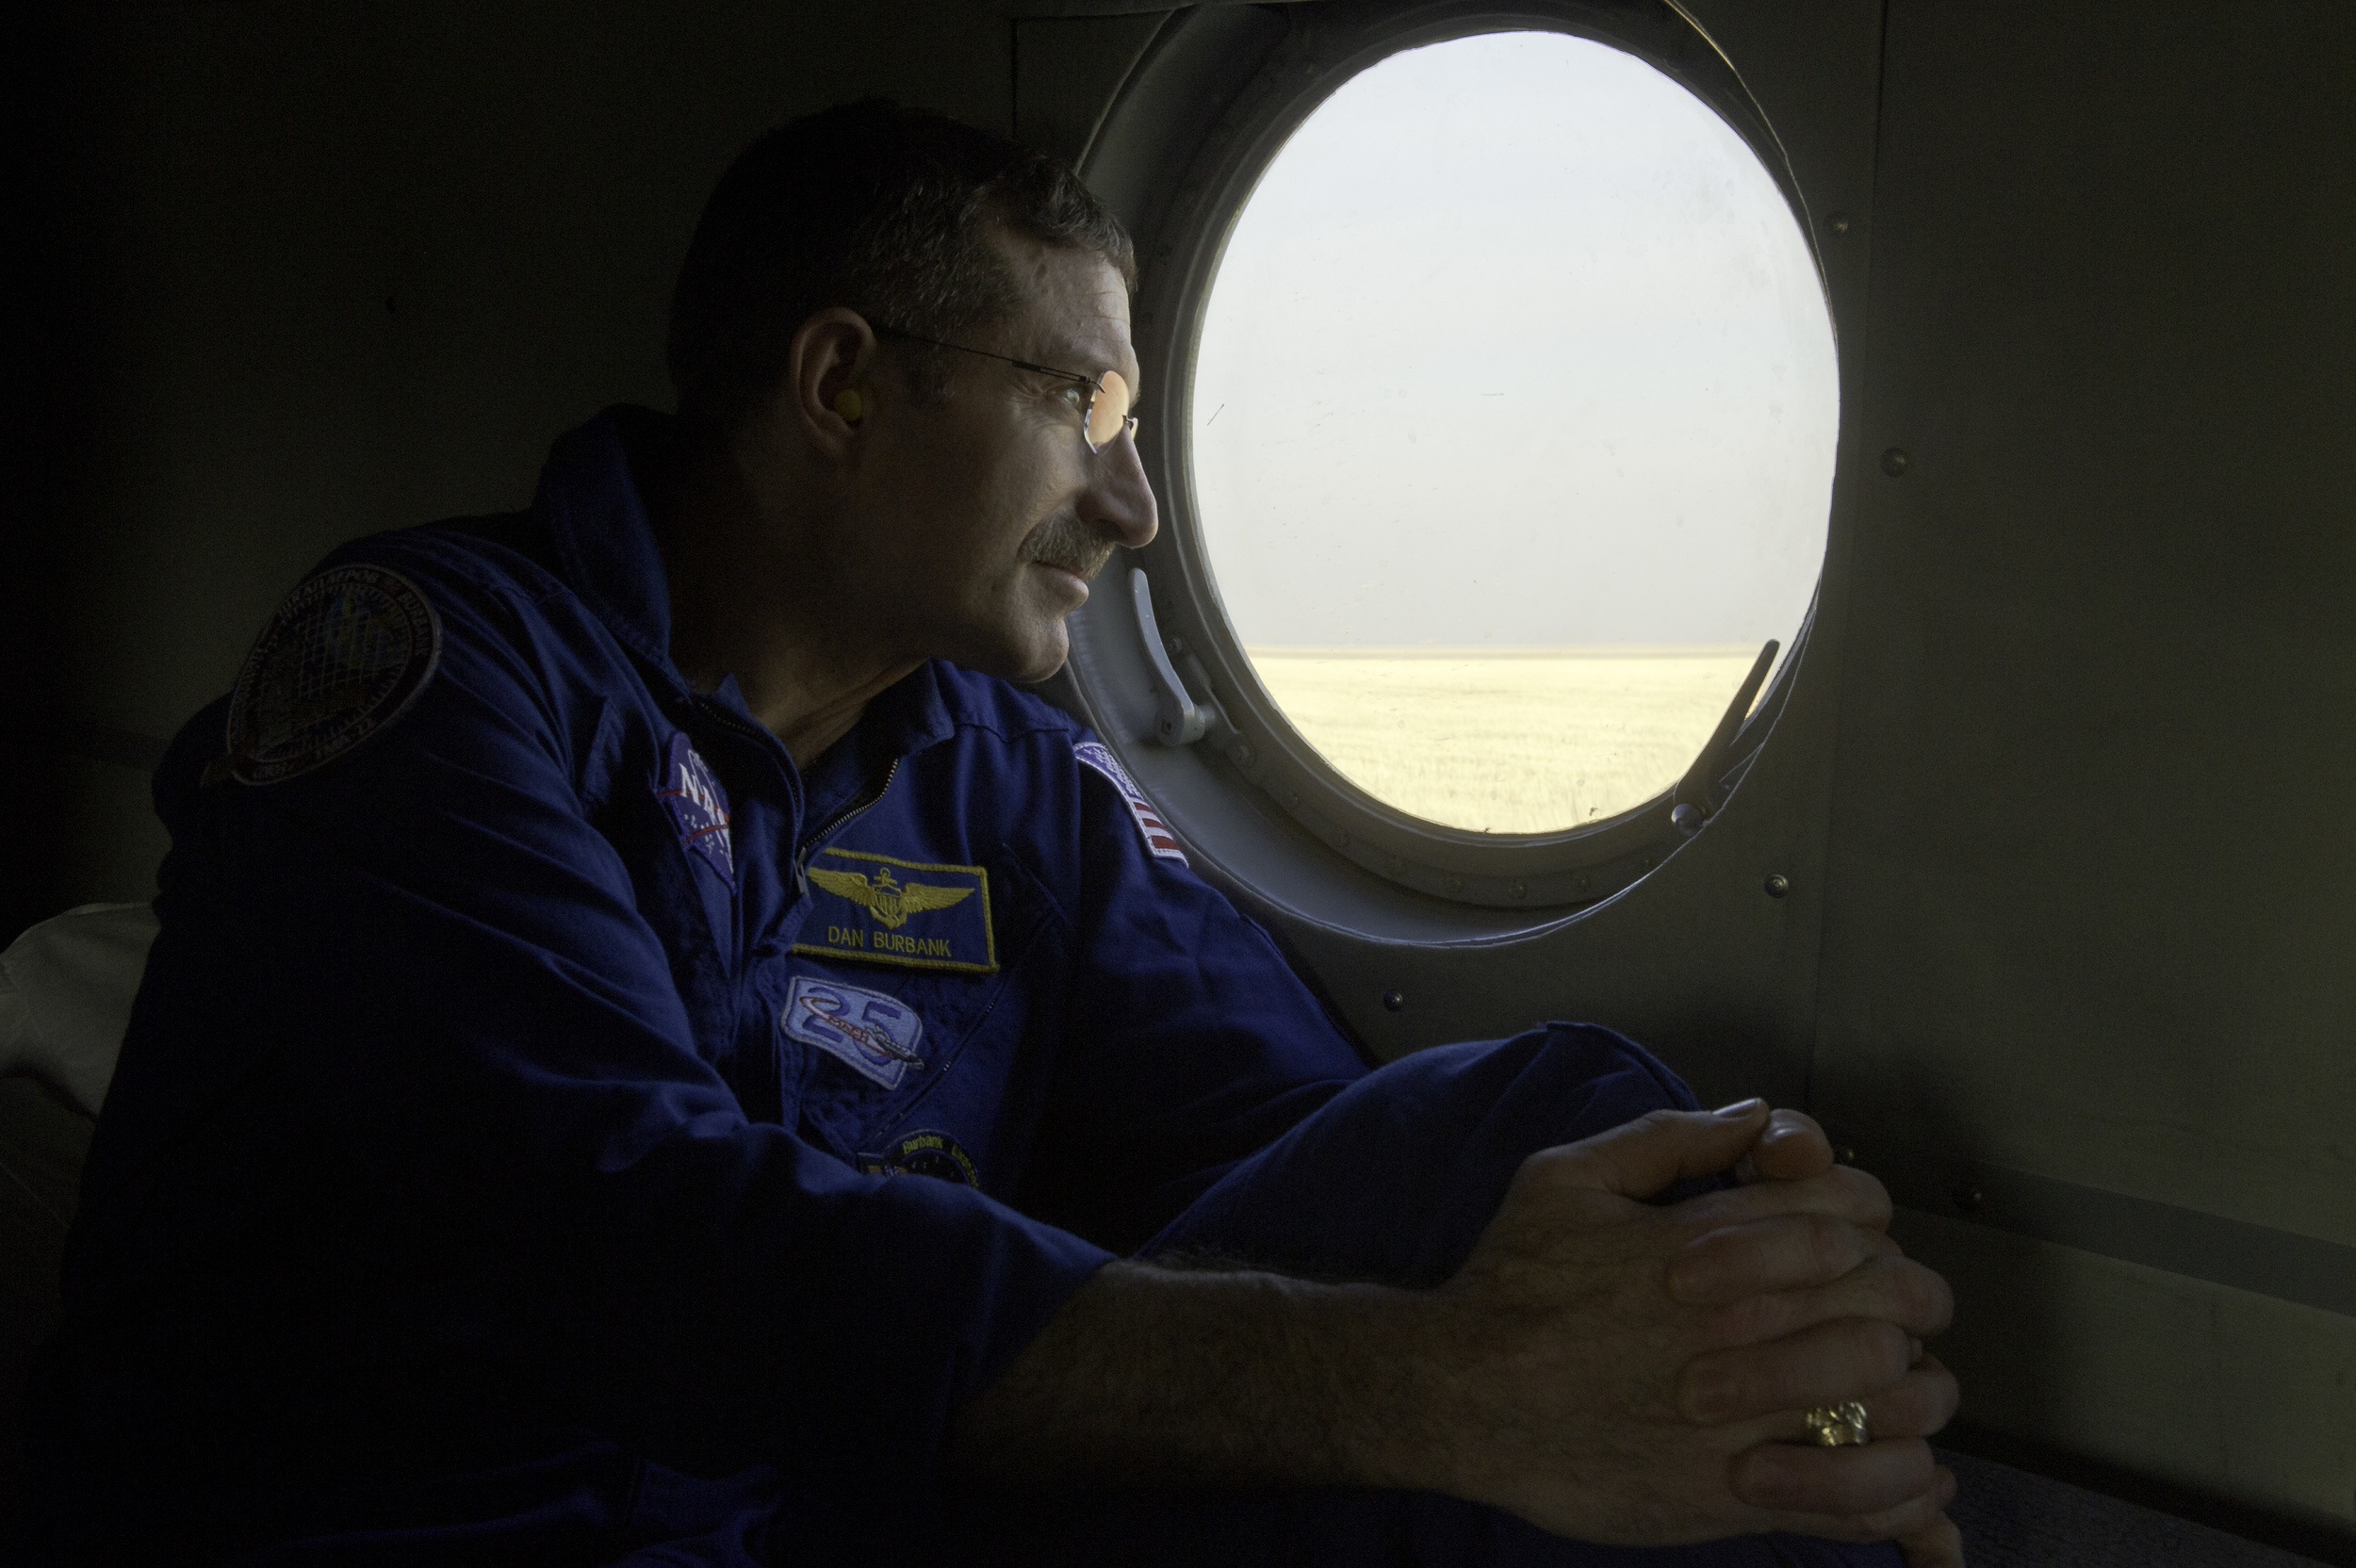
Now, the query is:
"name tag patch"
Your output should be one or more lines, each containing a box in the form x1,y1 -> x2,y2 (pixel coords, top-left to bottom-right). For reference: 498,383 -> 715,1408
781,974 -> 924,1090
658,731 -> 733,884
795,848 -> 995,973
1073,740 -> 1187,864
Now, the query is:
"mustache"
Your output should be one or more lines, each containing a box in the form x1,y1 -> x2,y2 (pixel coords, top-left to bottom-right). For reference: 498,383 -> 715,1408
1023,514 -> 1116,580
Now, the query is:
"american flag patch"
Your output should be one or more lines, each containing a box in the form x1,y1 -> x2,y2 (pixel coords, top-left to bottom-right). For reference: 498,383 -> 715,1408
1073,741 -> 1187,865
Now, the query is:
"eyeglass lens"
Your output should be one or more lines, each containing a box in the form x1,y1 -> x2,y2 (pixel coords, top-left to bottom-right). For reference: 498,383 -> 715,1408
1087,369 -> 1134,453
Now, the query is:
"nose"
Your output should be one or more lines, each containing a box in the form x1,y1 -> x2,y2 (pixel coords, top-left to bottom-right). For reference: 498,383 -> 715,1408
1082,427 -> 1158,550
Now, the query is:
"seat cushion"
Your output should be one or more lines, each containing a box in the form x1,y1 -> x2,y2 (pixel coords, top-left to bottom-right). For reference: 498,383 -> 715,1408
0,901 -> 159,1119
1,901 -> 155,1513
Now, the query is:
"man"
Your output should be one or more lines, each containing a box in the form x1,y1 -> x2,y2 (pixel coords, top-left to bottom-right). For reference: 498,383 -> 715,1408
27,102 -> 1963,1565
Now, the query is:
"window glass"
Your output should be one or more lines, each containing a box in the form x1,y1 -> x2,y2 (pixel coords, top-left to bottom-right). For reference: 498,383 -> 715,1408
1191,30 -> 1837,834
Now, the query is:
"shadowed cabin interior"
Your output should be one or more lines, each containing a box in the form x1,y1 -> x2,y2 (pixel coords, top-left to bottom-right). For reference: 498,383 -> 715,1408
3,2 -> 2350,1562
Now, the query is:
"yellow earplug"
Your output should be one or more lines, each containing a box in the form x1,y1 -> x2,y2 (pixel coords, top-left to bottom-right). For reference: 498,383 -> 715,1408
832,389 -> 863,423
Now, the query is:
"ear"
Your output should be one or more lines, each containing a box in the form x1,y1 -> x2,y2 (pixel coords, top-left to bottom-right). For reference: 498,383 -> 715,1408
781,307 -> 881,457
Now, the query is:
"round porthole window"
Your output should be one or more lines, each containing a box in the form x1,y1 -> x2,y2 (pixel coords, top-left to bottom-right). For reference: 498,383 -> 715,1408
1189,28 -> 1837,839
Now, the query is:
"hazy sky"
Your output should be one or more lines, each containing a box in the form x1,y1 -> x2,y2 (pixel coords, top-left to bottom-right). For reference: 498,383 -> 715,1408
1189,30 -> 1840,649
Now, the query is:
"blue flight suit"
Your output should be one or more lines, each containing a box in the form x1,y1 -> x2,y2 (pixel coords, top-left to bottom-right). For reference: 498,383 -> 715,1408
26,409 -> 1898,1568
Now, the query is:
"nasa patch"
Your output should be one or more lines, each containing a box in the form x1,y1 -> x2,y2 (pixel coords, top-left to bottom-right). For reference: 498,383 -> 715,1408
658,731 -> 734,884
1073,740 -> 1187,864
781,973 -> 924,1090
858,1129 -> 981,1187
216,565 -> 442,786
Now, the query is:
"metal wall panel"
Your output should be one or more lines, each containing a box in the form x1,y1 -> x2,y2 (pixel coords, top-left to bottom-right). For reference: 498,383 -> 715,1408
1016,11 -> 1172,165
1895,1210 -> 2356,1538
1816,0 -> 2356,1532
1816,0 -> 2356,1301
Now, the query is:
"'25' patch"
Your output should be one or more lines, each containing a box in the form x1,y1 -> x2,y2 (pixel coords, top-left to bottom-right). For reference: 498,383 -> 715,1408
781,974 -> 924,1090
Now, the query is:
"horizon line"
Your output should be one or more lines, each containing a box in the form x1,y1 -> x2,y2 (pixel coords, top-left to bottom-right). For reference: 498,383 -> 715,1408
1241,644 -> 1775,659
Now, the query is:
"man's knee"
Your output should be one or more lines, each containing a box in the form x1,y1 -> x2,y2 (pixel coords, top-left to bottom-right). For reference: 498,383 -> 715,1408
1145,1021 -> 1708,1284
1459,1021 -> 1703,1148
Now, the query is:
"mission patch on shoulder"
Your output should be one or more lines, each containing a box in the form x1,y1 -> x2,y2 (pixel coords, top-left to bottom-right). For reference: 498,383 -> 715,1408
214,564 -> 443,786
858,1129 -> 980,1187
1072,740 -> 1187,864
794,847 -> 995,973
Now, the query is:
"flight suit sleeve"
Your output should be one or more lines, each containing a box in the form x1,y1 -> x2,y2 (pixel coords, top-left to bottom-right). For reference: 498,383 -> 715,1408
105,541 -> 1110,1484
1015,740 -> 1371,1254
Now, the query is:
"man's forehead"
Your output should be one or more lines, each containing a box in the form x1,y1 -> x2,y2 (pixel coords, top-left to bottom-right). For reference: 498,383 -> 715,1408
990,229 -> 1137,375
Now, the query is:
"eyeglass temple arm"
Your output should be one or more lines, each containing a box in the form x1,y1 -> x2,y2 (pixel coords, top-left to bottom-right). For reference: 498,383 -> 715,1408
871,323 -> 1100,388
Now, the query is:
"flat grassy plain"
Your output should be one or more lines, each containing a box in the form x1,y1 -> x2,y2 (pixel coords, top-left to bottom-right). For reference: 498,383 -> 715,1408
1245,647 -> 1766,834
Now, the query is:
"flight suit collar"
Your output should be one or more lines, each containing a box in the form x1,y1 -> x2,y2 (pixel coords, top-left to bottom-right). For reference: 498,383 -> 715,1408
532,404 -> 957,760
535,404 -> 685,688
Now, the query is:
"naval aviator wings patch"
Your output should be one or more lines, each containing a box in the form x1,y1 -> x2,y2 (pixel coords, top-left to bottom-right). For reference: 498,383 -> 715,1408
211,564 -> 443,786
794,847 -> 996,974
1072,740 -> 1187,864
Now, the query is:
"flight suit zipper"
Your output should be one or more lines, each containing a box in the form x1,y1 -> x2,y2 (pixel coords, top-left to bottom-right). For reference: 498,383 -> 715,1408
793,756 -> 903,898
686,696 -> 790,774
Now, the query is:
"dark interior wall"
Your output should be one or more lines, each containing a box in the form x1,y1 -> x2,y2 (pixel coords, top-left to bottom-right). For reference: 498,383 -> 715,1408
1820,0 -> 2356,1249
1808,0 -> 2356,1535
3,0 -> 1016,940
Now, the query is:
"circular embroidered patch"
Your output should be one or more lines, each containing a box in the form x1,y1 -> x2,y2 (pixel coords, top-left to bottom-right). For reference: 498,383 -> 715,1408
222,564 -> 442,786
859,1130 -> 982,1187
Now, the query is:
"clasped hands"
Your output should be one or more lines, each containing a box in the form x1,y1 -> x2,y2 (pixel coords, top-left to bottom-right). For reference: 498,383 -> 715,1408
951,1098 -> 1965,1565
1402,1098 -> 1965,1566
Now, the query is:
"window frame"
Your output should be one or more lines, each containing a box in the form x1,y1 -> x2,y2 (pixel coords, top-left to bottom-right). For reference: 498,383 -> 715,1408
1059,0 -> 1834,932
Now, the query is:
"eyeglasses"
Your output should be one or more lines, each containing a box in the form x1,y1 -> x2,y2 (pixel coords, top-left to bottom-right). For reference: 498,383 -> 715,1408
872,323 -> 1138,453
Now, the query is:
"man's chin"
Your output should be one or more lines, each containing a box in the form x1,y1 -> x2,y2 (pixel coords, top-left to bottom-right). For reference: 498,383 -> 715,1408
958,618 -> 1072,686
1012,658 -> 1070,687
1011,625 -> 1073,685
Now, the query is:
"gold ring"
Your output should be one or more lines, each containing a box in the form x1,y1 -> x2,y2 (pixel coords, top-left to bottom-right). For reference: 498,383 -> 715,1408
1801,1401 -> 1873,1446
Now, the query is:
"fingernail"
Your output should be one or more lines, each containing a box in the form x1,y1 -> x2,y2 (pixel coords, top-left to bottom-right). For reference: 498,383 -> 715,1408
1712,1098 -> 1767,1119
